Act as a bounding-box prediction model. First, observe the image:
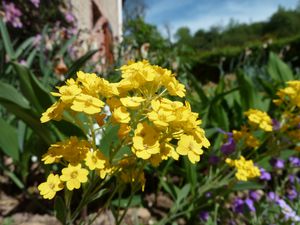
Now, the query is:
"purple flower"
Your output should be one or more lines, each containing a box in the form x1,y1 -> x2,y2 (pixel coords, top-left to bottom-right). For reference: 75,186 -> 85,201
232,198 -> 244,213
209,155 -> 220,165
221,136 -> 236,155
19,60 -> 27,66
289,175 -> 300,184
249,190 -> 261,201
65,12 -> 75,23
205,192 -> 212,198
245,198 -> 256,212
30,0 -> 40,8
199,211 -> 209,221
287,188 -> 297,200
269,158 -> 285,169
3,2 -> 23,28
289,156 -> 300,167
260,168 -> 271,181
272,119 -> 281,131
267,192 -> 280,202
277,199 -> 300,222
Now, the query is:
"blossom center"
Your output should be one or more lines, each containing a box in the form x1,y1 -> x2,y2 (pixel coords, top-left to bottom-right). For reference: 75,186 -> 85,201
71,171 -> 78,179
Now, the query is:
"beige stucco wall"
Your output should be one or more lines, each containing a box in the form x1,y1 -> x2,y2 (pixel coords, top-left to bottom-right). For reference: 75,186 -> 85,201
69,0 -> 122,41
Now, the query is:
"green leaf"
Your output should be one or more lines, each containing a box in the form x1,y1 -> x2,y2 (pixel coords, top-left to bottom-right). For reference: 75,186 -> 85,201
236,70 -> 257,110
0,101 -> 53,145
267,52 -> 294,82
0,81 -> 30,109
233,181 -> 264,191
15,37 -> 35,58
54,196 -> 67,225
11,62 -> 53,112
176,184 -> 191,205
88,188 -> 109,203
111,195 -> 141,208
187,73 -> 209,106
51,120 -> 85,138
183,158 -> 197,191
0,19 -> 15,60
0,118 -> 19,161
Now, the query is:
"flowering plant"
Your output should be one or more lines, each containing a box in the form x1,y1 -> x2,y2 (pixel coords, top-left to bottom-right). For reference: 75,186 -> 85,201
38,60 -> 210,224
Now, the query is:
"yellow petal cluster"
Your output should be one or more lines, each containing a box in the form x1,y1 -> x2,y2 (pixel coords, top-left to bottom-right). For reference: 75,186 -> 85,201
274,80 -> 300,108
226,156 -> 261,181
38,174 -> 63,199
244,109 -> 273,132
60,164 -> 89,190
39,61 -> 210,198
232,126 -> 260,149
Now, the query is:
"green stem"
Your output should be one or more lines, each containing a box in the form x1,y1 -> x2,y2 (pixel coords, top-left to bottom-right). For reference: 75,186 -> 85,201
116,187 -> 135,225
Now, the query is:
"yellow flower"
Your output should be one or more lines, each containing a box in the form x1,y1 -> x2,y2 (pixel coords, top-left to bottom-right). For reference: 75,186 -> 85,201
226,156 -> 261,181
132,122 -> 160,159
176,134 -> 204,164
118,124 -> 131,139
51,84 -> 81,103
61,137 -> 90,164
41,144 -> 64,164
60,164 -> 89,190
38,174 -> 63,200
40,101 -> 65,123
274,80 -> 300,108
112,106 -> 130,123
97,78 -> 119,97
76,71 -> 100,96
106,97 -> 122,110
244,109 -> 273,132
85,151 -> 108,170
71,94 -> 105,114
148,100 -> 176,129
165,77 -> 186,97
233,127 -> 260,148
120,96 -> 145,108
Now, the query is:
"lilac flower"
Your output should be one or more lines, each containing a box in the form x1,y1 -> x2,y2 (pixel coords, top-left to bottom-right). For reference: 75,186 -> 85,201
267,192 -> 280,202
287,188 -> 297,200
30,0 -> 40,8
269,158 -> 285,169
289,156 -> 300,167
260,168 -> 271,181
221,136 -> 236,155
277,199 -> 300,222
268,192 -> 300,222
209,155 -> 220,165
249,190 -> 261,201
272,119 -> 281,131
199,211 -> 209,221
65,12 -> 75,23
232,198 -> 244,213
245,198 -> 255,212
289,175 -> 300,184
19,60 -> 27,66
3,2 -> 23,28
205,192 -> 212,198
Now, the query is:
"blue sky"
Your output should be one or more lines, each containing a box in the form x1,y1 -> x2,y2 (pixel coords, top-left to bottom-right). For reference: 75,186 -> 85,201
144,0 -> 299,36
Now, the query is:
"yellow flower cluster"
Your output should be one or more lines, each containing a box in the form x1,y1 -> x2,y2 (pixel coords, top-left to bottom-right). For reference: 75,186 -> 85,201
232,126 -> 260,149
226,156 -> 261,181
38,61 -> 210,199
39,136 -> 110,198
273,80 -> 300,108
244,109 -> 273,132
